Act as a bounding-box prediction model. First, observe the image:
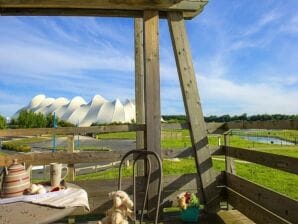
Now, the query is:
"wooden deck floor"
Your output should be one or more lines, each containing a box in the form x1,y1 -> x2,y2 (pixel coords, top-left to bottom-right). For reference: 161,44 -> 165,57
57,209 -> 255,224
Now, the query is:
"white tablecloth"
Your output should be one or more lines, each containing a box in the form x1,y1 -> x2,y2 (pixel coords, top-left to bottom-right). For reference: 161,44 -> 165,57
0,188 -> 90,211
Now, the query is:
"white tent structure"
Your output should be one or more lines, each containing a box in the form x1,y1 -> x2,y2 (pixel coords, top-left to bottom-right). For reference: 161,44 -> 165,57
14,95 -> 136,127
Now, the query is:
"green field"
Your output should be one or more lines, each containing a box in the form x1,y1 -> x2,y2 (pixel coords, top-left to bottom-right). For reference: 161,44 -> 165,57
3,128 -> 298,200
2,136 -> 50,145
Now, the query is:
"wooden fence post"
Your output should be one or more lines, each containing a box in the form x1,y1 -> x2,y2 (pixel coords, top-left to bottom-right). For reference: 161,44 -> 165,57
144,10 -> 161,219
224,130 -> 236,210
67,135 -> 75,182
168,11 -> 219,213
224,131 -> 236,174
135,17 -> 145,176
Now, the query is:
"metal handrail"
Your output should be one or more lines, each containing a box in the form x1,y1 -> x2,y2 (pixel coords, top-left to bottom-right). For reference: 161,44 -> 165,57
118,150 -> 162,224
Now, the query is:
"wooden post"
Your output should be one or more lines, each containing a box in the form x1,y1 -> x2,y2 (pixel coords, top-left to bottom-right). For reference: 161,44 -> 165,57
144,10 -> 161,218
224,131 -> 236,174
135,17 -> 145,176
167,11 -> 219,212
67,135 -> 75,224
224,131 -> 235,210
67,135 -> 75,182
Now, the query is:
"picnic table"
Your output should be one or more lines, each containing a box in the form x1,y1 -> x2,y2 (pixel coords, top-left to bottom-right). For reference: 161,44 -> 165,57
0,183 -> 89,224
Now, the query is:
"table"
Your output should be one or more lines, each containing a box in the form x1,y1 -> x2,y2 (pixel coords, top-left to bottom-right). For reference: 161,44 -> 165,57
0,184 -> 88,224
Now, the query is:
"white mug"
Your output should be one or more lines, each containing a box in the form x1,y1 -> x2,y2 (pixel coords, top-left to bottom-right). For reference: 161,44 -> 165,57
50,163 -> 68,188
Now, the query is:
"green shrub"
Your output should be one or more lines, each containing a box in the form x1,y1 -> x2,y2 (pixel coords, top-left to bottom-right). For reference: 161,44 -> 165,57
0,115 -> 7,129
1,143 -> 31,152
11,110 -> 76,128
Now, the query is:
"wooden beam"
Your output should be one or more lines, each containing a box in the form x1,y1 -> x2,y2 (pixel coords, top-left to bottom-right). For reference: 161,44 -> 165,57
0,8 -> 205,20
227,146 -> 298,175
168,11 -> 219,212
226,120 -> 298,130
226,173 -> 298,223
0,151 -> 125,166
67,135 -> 75,182
0,124 -> 145,137
224,133 -> 236,175
0,0 -> 207,15
226,187 -> 291,224
144,10 -> 161,219
163,146 -> 224,158
135,17 -> 145,175
161,122 -> 226,134
135,17 -> 145,150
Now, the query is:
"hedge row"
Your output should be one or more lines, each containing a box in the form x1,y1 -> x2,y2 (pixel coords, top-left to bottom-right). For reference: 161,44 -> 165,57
1,143 -> 31,153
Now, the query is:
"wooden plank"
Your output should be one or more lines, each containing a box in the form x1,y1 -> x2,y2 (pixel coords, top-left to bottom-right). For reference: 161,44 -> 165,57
163,146 -> 224,158
144,10 -> 162,218
0,8 -> 204,20
0,122 -> 225,138
224,133 -> 236,175
0,0 -> 207,13
0,124 -> 145,137
161,122 -> 226,134
67,135 -> 75,182
168,11 -> 219,212
226,187 -> 291,224
227,146 -> 298,175
73,173 -> 200,213
226,173 -> 298,223
226,120 -> 298,130
0,151 -> 125,166
135,17 -> 145,175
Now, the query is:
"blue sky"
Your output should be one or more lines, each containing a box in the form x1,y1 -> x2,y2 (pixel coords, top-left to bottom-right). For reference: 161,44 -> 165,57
0,0 -> 297,117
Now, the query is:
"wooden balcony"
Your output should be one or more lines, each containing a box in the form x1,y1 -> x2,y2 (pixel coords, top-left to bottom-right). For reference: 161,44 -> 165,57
0,120 -> 297,223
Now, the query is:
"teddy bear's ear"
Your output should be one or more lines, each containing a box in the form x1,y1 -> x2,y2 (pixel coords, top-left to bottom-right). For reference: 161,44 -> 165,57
108,191 -> 116,198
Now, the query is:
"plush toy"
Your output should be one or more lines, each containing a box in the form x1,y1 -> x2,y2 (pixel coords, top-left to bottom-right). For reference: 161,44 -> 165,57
26,184 -> 47,194
177,192 -> 199,210
98,190 -> 134,224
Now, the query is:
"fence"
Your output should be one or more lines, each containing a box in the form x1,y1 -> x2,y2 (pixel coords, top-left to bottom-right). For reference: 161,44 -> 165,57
0,120 -> 297,223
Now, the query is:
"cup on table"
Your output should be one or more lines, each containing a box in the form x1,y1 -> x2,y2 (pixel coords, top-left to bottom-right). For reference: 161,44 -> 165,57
50,163 -> 69,188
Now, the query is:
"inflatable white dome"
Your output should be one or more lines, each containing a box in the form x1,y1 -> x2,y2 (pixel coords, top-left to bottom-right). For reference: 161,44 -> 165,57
14,94 -> 136,127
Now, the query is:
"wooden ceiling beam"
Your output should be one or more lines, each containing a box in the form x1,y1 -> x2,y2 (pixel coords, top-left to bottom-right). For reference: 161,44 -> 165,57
0,0 -> 207,19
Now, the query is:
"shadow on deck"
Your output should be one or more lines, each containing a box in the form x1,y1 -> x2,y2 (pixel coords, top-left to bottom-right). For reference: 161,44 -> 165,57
54,209 -> 254,224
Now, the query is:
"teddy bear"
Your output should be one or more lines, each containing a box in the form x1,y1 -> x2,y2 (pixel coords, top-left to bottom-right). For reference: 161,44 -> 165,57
98,190 -> 134,224
177,191 -> 199,210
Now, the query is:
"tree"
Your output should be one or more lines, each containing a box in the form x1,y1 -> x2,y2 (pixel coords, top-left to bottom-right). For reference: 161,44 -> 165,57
0,114 -> 7,129
15,110 -> 47,128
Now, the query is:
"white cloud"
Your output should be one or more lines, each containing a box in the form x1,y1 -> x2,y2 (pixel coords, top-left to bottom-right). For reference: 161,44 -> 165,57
280,16 -> 298,34
243,10 -> 281,36
197,75 -> 298,115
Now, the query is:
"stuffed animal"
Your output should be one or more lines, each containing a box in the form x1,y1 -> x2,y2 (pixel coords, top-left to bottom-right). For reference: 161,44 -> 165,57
26,184 -> 47,195
98,190 -> 134,224
177,192 -> 199,210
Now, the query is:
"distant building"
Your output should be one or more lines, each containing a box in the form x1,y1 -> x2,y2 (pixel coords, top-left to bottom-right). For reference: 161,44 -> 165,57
14,95 -> 135,127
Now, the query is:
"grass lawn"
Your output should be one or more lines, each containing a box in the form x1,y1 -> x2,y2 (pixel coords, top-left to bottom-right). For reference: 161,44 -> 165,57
97,132 -> 136,139
3,136 -> 50,145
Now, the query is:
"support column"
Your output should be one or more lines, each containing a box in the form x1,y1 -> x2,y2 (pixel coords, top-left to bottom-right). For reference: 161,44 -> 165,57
224,131 -> 236,210
135,17 -> 145,175
67,135 -> 75,182
168,11 -> 219,212
144,10 -> 161,218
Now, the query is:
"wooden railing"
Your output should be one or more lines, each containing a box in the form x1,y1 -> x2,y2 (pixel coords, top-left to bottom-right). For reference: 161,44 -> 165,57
0,120 -> 297,222
223,144 -> 298,224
